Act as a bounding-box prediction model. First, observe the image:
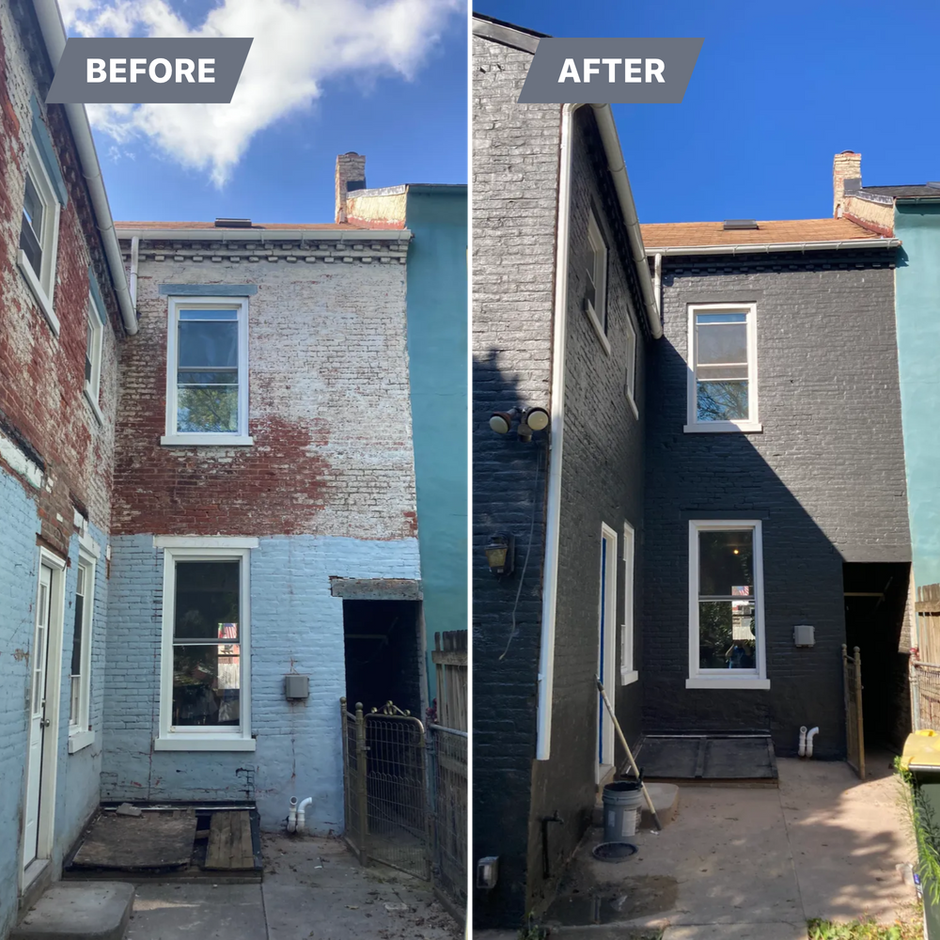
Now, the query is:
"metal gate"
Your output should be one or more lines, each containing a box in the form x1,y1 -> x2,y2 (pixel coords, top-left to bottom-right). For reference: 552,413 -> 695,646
340,699 -> 430,879
427,724 -> 467,915
843,644 -> 865,779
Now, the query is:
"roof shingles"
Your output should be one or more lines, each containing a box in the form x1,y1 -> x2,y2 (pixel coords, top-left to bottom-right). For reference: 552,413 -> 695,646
640,217 -> 883,249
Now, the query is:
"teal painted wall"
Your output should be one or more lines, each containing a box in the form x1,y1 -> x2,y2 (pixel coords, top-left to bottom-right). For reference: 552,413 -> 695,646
895,203 -> 940,588
404,188 -> 468,709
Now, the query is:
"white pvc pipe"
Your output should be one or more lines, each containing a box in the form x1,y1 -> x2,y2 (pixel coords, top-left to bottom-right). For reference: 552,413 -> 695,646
30,0 -> 139,335
535,103 -> 578,762
798,725 -> 808,758
287,796 -> 298,834
806,726 -> 820,758
297,797 -> 313,833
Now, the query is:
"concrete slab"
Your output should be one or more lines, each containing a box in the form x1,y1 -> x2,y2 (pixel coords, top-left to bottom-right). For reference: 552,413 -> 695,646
126,884 -> 266,940
12,882 -> 134,940
663,924 -> 807,939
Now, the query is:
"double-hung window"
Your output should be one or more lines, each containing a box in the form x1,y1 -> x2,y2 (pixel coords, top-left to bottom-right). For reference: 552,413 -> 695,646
163,297 -> 251,446
584,210 -> 610,353
18,138 -> 62,332
624,313 -> 638,418
68,551 -> 96,753
687,521 -> 768,689
156,538 -> 257,750
686,303 -> 760,432
620,522 -> 637,686
84,291 -> 105,423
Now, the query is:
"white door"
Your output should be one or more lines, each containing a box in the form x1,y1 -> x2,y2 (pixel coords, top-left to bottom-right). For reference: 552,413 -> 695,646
23,563 -> 53,868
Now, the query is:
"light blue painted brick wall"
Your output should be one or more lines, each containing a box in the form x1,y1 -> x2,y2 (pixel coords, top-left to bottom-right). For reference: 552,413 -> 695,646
103,534 -> 421,831
0,473 -> 108,940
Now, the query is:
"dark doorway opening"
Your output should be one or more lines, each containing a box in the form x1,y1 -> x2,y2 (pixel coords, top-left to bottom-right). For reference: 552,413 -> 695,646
843,562 -> 911,753
343,599 -> 423,717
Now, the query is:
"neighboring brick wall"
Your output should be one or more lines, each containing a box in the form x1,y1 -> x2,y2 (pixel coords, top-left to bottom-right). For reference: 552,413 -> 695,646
643,253 -> 910,757
527,107 -> 648,915
112,245 -> 417,539
0,0 -> 122,551
471,29 -> 560,929
102,533 -> 420,830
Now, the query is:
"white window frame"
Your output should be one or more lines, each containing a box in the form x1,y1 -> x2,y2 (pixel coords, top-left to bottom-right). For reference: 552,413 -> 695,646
155,536 -> 258,751
162,296 -> 253,447
597,523 -> 618,780
687,520 -> 768,690
620,521 -> 637,686
584,210 -> 611,356
84,290 -> 105,426
17,139 -> 61,334
68,547 -> 96,754
625,312 -> 638,419
685,302 -> 761,433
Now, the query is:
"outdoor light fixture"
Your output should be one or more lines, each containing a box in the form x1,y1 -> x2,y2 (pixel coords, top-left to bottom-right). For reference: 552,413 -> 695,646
489,411 -> 513,434
484,534 -> 514,576
522,406 -> 550,433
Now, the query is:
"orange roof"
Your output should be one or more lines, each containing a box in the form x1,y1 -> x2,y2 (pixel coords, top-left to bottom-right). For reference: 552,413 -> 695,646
114,220 -> 373,232
640,217 -> 883,249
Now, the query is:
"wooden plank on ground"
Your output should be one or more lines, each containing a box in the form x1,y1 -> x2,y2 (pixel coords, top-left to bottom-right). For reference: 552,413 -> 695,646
205,811 -> 254,870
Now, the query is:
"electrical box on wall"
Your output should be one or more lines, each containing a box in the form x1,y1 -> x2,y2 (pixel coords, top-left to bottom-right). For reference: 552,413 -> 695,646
284,674 -> 309,700
794,624 -> 815,648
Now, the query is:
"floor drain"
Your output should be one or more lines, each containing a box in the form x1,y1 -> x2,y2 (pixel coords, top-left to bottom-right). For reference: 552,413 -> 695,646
592,842 -> 638,862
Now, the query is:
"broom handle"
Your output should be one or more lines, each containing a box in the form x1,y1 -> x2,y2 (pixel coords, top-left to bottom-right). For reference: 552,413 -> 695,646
596,676 -> 661,828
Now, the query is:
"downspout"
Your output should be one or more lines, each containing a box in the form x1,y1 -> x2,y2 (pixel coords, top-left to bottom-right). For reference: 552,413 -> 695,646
129,236 -> 139,312
31,0 -> 138,335
536,103 -> 578,761
590,104 -> 662,339
652,252 -> 662,319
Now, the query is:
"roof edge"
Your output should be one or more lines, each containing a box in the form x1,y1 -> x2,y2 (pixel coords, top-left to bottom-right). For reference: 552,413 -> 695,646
646,238 -> 902,257
472,12 -> 544,54
114,227 -> 413,241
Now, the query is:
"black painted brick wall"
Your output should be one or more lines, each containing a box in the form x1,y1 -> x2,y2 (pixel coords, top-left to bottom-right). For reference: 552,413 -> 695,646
643,255 -> 910,758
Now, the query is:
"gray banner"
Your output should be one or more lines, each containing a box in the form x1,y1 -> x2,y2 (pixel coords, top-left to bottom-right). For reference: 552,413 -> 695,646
47,37 -> 252,104
518,37 -> 703,104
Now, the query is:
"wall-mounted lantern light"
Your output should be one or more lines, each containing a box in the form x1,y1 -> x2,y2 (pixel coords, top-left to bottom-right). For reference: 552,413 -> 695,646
484,534 -> 514,576
489,412 -> 513,434
523,406 -> 550,432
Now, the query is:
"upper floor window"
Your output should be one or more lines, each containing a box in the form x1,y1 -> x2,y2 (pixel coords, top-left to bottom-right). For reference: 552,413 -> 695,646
18,139 -> 62,333
584,209 -> 610,354
84,291 -> 105,423
685,303 -> 761,433
625,312 -> 638,419
162,297 -> 252,446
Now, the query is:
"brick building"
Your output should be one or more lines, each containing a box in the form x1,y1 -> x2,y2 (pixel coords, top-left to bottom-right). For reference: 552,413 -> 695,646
0,0 -> 137,933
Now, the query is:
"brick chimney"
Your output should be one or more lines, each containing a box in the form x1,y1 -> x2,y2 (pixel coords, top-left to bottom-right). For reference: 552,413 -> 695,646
335,152 -> 366,223
833,151 -> 861,218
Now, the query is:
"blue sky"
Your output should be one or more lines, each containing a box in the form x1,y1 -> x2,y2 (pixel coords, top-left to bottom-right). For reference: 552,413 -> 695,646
66,0 -> 467,224
480,1 -> 940,223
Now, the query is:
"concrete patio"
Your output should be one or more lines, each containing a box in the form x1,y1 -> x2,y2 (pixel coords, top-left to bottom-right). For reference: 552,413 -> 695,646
477,755 -> 921,939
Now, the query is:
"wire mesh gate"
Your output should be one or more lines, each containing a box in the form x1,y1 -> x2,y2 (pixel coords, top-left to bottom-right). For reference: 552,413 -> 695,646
843,644 -> 865,779
341,700 -> 467,920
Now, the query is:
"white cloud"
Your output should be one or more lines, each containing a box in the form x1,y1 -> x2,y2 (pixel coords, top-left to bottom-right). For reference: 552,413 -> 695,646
62,0 -> 461,186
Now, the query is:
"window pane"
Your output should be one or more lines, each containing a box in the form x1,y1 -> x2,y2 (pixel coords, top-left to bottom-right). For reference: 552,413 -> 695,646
699,529 -> 753,596
697,380 -> 749,422
696,312 -> 746,324
179,308 -> 238,321
70,567 -> 86,724
174,561 -> 239,640
698,600 -> 756,669
178,321 -> 237,369
172,644 -> 240,726
177,385 -> 238,433
20,174 -> 43,274
697,321 -> 747,365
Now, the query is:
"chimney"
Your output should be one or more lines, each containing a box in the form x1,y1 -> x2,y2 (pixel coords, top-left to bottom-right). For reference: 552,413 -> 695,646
335,152 -> 366,223
833,151 -> 862,218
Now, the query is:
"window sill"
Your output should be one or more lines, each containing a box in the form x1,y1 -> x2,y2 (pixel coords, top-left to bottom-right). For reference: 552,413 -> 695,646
160,434 -> 255,447
154,736 -> 256,752
17,251 -> 59,336
683,421 -> 763,434
584,300 -> 612,356
620,670 -> 639,687
84,387 -> 104,426
685,677 -> 770,690
68,729 -> 95,754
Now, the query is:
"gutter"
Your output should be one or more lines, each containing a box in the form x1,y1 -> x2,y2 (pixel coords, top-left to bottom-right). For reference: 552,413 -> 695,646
31,0 -> 138,335
645,238 -> 902,257
115,227 -> 412,243
536,102 -> 659,761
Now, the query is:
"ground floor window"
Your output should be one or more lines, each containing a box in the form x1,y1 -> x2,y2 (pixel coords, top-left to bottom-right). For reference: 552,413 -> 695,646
69,553 -> 95,742
155,537 -> 257,751
687,520 -> 769,690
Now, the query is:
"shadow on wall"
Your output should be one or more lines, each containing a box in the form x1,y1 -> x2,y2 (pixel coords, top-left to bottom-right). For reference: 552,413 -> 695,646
642,331 -> 911,759
472,347 -> 549,929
